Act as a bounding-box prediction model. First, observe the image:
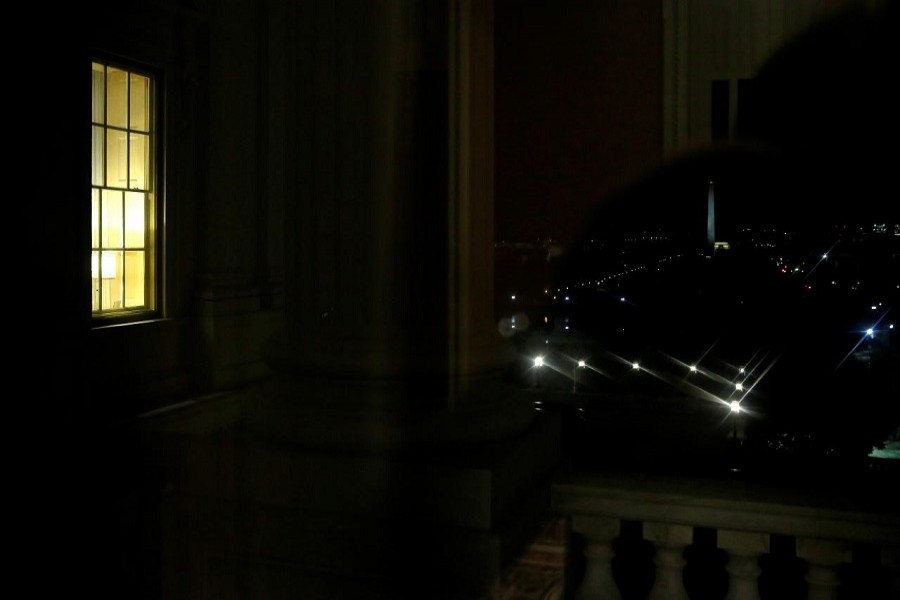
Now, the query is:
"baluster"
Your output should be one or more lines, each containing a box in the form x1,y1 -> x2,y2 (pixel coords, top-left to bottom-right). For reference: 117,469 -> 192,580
796,537 -> 850,600
573,515 -> 621,600
718,529 -> 767,600
644,522 -> 692,600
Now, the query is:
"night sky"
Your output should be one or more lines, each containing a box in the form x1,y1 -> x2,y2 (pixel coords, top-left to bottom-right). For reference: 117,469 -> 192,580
494,0 -> 662,243
494,1 -> 899,244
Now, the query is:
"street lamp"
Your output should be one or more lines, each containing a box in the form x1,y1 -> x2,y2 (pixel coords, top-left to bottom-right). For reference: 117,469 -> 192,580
730,401 -> 741,442
574,359 -> 586,392
533,356 -> 544,389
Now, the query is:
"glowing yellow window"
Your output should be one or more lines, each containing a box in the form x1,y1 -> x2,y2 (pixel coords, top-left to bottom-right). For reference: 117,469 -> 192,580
91,60 -> 156,314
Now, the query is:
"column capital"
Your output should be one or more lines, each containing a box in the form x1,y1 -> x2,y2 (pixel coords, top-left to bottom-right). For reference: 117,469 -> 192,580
796,538 -> 851,565
572,515 -> 621,543
644,522 -> 694,549
719,529 -> 769,557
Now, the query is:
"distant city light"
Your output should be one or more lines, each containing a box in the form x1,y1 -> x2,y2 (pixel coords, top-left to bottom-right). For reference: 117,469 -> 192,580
822,253 -> 828,259
578,360 -> 586,368
890,324 -> 895,329
632,362 -> 640,370
689,365 -> 698,373
739,367 -> 746,374
620,297 -> 626,302
511,294 -> 516,300
730,401 -> 741,413
871,305 -> 878,310
564,296 -> 570,301
867,328 -> 874,337
534,356 -> 544,367
735,382 -> 744,391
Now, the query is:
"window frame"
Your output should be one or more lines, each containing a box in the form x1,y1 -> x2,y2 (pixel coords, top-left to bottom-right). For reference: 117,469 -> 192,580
90,53 -> 164,326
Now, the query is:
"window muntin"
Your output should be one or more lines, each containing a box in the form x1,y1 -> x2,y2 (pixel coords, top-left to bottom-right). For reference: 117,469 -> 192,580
91,60 -> 156,314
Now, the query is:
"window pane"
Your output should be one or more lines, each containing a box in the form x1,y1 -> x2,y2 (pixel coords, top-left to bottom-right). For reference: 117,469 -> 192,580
124,251 -> 145,308
129,132 -> 149,190
92,126 -> 104,186
92,189 -> 100,247
92,249 -> 118,279
101,189 -> 123,248
130,73 -> 150,132
106,67 -> 127,128
91,251 -> 100,311
146,191 -> 156,237
101,251 -> 123,310
92,63 -> 104,123
124,192 -> 145,247
106,129 -> 128,188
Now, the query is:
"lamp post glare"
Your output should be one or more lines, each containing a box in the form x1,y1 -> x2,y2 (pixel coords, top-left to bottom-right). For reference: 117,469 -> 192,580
533,356 -> 544,389
632,361 -> 640,370
735,382 -> 743,392
730,401 -> 742,445
689,365 -> 698,373
573,360 -> 586,392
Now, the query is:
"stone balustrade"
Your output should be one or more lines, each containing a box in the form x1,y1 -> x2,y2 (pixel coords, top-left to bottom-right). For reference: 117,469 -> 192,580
553,471 -> 900,599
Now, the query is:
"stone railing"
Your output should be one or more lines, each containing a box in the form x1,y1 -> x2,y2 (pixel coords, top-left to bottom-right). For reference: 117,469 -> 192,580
552,471 -> 900,600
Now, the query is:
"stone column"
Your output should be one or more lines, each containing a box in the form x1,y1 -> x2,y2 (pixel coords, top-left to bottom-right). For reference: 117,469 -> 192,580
255,0 -> 533,449
209,1 -> 559,597
796,537 -> 850,600
719,529 -> 768,600
573,516 -> 622,600
645,523 -> 693,600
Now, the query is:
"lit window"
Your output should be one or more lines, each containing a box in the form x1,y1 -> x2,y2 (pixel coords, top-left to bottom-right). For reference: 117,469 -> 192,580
91,60 -> 157,315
